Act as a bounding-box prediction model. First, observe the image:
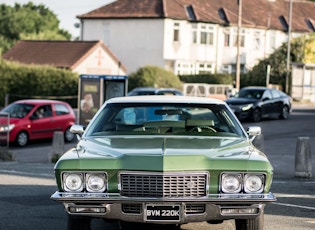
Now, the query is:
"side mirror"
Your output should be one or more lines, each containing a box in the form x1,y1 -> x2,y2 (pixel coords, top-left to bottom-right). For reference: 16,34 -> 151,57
70,124 -> 84,140
247,126 -> 261,141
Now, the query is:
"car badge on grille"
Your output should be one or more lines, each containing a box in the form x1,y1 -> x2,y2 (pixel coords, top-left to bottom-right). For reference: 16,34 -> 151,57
186,181 -> 197,189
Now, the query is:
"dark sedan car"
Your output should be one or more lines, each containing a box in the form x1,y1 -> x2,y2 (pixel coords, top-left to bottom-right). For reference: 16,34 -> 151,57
128,87 -> 183,96
225,87 -> 291,122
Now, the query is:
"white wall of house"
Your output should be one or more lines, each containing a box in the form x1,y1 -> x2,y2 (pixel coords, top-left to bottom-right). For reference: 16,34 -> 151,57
82,19 -> 165,74
81,17 -> 302,75
72,46 -> 126,75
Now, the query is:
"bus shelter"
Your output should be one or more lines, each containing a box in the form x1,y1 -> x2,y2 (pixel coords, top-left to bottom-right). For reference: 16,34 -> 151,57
78,74 -> 128,126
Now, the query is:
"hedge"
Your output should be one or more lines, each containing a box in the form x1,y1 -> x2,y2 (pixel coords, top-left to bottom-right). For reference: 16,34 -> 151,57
0,59 -> 78,108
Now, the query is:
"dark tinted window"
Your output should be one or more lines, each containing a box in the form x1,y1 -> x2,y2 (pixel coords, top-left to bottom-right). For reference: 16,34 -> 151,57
262,90 -> 272,100
33,105 -> 53,118
271,89 -> 281,98
237,89 -> 264,99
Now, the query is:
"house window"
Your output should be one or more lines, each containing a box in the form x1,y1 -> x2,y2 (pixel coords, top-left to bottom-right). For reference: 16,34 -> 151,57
254,31 -> 261,50
269,31 -> 276,50
232,28 -> 245,47
224,29 -> 230,46
192,24 -> 197,44
173,22 -> 180,42
200,25 -> 214,45
197,63 -> 213,74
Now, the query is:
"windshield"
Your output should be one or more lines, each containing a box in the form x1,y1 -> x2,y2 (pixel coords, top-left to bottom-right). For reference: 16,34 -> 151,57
235,89 -> 264,99
1,103 -> 34,118
85,103 -> 245,138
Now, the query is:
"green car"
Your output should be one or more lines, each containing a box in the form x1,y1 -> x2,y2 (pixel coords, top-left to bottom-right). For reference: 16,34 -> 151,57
51,96 -> 276,230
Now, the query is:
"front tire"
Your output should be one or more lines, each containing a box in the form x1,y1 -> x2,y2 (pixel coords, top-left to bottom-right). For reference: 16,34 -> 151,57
235,214 -> 264,230
279,105 -> 289,119
15,131 -> 28,147
252,108 -> 262,122
67,215 -> 91,230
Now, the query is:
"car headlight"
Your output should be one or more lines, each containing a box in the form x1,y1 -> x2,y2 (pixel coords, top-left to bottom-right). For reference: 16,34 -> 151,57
63,173 -> 84,192
86,173 -> 106,192
244,174 -> 264,193
0,124 -> 15,132
221,173 -> 242,193
240,103 -> 253,111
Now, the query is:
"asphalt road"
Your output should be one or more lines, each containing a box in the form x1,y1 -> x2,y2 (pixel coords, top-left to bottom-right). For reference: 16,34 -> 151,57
0,103 -> 314,229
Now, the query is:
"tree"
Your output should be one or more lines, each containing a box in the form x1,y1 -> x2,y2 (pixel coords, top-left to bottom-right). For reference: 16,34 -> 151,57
242,34 -> 315,91
0,2 -> 71,54
128,66 -> 183,91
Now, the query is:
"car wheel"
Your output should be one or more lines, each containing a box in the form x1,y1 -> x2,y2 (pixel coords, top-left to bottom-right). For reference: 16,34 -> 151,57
280,105 -> 289,119
252,108 -> 262,122
64,127 -> 75,142
235,213 -> 264,230
15,131 -> 28,147
67,215 -> 91,230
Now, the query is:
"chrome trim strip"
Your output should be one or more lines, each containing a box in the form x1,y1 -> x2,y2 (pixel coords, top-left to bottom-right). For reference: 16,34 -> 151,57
51,191 -> 276,203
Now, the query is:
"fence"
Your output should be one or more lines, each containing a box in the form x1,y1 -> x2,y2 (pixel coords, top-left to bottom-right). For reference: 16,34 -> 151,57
183,83 -> 234,100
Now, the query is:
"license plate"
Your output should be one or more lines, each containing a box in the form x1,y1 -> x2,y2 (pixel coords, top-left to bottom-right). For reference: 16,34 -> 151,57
145,204 -> 180,222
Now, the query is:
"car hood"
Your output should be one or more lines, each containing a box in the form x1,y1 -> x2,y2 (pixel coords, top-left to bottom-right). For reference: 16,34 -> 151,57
225,97 -> 258,105
0,117 -> 23,125
57,136 -> 272,172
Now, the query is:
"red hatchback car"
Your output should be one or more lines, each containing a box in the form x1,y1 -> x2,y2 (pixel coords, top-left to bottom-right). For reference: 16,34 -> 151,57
0,99 -> 76,147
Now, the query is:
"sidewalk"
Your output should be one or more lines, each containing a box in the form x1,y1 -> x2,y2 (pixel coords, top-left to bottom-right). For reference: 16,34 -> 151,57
292,100 -> 315,109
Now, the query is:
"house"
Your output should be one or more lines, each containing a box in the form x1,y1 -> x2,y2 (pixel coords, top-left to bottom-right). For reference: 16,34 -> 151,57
77,0 -> 315,75
2,40 -> 127,75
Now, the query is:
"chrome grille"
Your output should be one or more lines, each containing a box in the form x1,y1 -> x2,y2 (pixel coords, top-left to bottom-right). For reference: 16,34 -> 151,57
120,172 -> 208,197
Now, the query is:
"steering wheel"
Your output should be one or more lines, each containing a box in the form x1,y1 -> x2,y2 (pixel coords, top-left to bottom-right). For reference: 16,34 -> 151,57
189,126 -> 217,133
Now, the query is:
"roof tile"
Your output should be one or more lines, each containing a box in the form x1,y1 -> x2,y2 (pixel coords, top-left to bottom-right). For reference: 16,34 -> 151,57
78,0 -> 315,32
3,40 -> 101,68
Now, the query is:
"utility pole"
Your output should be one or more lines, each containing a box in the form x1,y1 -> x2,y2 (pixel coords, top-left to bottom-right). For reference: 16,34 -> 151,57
236,0 -> 242,91
286,0 -> 293,94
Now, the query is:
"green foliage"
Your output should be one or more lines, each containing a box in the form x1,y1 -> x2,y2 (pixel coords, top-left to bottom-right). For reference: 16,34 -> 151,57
128,65 -> 183,91
0,2 -> 71,54
242,34 -> 315,91
0,59 -> 78,107
179,74 -> 233,85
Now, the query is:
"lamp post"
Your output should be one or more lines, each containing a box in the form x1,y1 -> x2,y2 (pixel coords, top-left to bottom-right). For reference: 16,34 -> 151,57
285,0 -> 293,94
236,0 -> 242,91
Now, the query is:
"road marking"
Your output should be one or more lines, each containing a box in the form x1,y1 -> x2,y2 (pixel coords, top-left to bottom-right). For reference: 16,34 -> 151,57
0,169 -> 53,178
0,174 -> 56,186
272,202 -> 315,211
274,193 -> 315,199
273,180 -> 315,184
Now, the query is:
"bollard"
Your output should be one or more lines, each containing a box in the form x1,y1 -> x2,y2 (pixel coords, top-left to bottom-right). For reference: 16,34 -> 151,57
295,137 -> 312,178
49,131 -> 65,163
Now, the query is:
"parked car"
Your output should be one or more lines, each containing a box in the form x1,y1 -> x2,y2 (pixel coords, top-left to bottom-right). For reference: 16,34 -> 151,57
128,87 -> 183,96
0,99 -> 75,147
225,86 -> 292,122
51,96 -> 275,230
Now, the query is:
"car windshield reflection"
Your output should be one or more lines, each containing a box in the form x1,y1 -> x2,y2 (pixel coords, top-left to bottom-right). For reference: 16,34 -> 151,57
1,103 -> 34,118
85,103 -> 245,138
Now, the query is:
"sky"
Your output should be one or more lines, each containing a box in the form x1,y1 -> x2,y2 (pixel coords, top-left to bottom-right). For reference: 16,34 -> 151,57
0,0 -> 114,38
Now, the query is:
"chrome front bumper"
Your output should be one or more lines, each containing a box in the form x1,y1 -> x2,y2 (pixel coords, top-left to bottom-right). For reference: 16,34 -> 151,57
51,192 -> 276,224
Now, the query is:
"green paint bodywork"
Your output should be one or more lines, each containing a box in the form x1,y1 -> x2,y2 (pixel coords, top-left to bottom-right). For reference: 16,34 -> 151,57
54,136 -> 274,194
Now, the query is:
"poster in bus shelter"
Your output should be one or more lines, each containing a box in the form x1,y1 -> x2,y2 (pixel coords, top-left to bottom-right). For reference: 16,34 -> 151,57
79,78 -> 100,127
